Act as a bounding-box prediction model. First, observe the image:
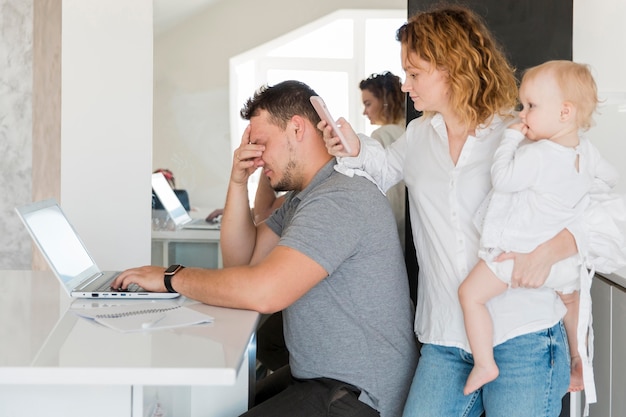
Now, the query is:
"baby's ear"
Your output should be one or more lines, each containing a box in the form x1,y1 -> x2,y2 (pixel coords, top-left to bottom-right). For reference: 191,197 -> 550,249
560,101 -> 574,122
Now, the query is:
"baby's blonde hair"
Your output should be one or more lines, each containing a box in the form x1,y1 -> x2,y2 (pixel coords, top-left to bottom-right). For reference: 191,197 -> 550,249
522,60 -> 599,131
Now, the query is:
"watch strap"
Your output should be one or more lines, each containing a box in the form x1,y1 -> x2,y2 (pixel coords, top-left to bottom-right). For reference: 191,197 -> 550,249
164,265 -> 184,293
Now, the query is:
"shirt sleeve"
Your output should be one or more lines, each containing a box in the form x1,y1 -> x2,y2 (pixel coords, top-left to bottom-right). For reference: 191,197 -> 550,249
576,192 -> 626,273
571,142 -> 626,273
490,129 -> 540,192
588,140 -> 620,193
336,127 -> 408,193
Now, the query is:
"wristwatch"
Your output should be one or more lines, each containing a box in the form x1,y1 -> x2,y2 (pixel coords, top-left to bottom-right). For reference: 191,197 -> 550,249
164,264 -> 185,293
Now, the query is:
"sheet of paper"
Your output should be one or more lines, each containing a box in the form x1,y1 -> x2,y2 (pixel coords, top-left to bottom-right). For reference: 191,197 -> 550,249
73,302 -> 213,333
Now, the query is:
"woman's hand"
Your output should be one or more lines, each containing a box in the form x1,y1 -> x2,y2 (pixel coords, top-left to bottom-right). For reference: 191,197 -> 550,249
496,251 -> 552,288
317,117 -> 360,157
496,229 -> 577,288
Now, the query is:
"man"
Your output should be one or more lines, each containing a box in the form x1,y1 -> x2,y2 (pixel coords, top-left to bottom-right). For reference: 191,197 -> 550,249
113,80 -> 418,417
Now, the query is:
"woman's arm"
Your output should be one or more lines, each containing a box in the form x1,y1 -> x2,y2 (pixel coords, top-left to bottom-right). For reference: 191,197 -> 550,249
496,228 -> 577,288
320,117 -> 409,193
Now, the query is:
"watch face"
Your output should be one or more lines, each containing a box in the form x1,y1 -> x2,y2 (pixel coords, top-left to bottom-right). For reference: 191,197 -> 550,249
165,264 -> 180,274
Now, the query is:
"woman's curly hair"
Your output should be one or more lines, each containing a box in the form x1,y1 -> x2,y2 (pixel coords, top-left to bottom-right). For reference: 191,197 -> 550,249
359,71 -> 406,125
397,5 -> 518,128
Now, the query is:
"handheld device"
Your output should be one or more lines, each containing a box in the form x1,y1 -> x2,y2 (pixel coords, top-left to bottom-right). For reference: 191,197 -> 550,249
310,96 -> 352,154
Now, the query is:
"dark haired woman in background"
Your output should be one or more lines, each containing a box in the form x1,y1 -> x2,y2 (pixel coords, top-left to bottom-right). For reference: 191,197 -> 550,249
359,71 -> 406,252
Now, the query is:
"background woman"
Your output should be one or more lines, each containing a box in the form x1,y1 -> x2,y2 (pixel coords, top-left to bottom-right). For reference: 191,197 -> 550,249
359,71 -> 406,252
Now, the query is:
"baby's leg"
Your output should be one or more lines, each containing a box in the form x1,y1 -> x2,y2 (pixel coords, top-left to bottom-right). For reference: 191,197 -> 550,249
558,290 -> 583,392
458,260 -> 508,395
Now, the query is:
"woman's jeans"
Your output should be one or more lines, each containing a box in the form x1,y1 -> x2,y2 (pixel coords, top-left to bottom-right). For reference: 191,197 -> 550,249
403,321 -> 570,417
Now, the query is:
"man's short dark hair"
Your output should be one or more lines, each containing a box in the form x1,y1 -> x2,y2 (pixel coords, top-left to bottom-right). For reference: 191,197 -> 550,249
240,80 -> 322,129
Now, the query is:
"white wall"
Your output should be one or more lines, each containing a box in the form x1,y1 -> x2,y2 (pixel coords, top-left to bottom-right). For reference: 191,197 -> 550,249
153,0 -> 406,212
61,0 -> 153,270
574,0 -> 626,250
574,0 -> 626,93
573,0 -> 626,193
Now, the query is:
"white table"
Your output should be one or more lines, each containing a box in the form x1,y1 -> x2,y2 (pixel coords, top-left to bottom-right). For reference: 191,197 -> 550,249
0,270 -> 258,417
151,209 -> 222,269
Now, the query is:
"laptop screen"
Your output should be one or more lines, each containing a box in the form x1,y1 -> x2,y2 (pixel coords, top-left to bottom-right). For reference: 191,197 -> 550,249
151,172 -> 191,225
18,201 -> 96,290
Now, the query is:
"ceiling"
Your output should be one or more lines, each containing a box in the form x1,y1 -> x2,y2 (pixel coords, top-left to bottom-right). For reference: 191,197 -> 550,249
153,0 -> 222,35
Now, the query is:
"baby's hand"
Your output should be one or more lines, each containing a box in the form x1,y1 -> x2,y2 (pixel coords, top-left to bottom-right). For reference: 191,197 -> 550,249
509,122 -> 528,136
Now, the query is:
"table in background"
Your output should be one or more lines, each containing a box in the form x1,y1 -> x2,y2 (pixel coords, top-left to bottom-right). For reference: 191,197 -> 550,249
151,209 -> 222,268
152,228 -> 222,269
0,270 -> 258,417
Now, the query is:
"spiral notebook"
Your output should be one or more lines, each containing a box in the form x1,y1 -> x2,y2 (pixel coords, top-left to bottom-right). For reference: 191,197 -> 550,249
73,302 -> 213,332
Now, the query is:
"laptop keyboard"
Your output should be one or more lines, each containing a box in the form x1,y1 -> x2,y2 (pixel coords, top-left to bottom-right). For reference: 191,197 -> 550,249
95,280 -> 142,292
84,273 -> 143,292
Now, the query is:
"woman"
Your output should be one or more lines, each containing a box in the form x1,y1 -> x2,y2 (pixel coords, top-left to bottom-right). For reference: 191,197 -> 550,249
322,5 -> 578,416
359,71 -> 406,252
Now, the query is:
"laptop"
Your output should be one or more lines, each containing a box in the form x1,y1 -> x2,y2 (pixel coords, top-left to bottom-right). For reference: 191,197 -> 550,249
15,199 -> 179,299
151,172 -> 220,230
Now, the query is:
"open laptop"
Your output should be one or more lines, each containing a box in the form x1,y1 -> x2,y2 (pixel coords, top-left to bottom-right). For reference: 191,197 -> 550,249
15,199 -> 179,299
151,172 -> 220,230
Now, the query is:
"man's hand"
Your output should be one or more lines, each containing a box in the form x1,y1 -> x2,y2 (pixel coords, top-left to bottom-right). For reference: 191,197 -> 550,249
231,125 -> 265,185
112,266 -> 167,292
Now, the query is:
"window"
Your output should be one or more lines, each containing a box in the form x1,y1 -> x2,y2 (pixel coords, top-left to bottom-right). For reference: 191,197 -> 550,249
229,9 -> 405,201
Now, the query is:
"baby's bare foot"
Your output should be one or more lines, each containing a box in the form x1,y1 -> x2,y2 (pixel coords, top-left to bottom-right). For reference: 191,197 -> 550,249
464,364 -> 499,395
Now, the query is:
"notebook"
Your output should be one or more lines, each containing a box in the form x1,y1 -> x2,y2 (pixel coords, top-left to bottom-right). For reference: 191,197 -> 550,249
15,199 -> 179,299
72,301 -> 213,333
151,172 -> 220,230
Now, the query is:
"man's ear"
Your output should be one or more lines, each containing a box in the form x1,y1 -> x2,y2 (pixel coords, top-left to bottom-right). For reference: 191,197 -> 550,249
291,115 -> 306,140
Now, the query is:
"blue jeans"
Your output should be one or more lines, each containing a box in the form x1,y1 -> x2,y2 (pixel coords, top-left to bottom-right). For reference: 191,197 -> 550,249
402,321 -> 569,417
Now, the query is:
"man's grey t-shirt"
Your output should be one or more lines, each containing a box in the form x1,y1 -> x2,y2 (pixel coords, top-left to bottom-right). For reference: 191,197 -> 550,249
265,160 -> 418,417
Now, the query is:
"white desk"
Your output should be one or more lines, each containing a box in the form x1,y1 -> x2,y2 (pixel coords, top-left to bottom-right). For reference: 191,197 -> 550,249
0,270 -> 258,417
